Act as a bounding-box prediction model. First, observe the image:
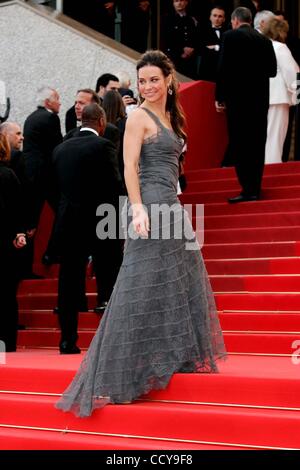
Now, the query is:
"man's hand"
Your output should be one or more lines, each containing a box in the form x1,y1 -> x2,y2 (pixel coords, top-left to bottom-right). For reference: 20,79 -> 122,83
181,47 -> 194,59
122,95 -> 136,106
13,233 -> 27,249
215,101 -> 226,113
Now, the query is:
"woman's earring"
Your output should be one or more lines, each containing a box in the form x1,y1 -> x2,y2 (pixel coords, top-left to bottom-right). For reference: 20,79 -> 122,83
168,87 -> 173,96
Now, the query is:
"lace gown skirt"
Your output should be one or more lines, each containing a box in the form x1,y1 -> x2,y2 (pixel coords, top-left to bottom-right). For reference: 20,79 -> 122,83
56,199 -> 226,417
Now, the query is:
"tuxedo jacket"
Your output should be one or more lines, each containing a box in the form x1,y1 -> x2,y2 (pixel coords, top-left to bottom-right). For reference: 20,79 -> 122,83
52,131 -> 124,252
198,24 -> 227,81
23,106 -> 63,182
64,124 -> 121,176
216,24 -> 277,111
64,118 -> 120,150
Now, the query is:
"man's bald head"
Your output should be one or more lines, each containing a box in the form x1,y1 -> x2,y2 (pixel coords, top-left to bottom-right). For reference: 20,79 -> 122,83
81,103 -> 107,136
0,121 -> 24,150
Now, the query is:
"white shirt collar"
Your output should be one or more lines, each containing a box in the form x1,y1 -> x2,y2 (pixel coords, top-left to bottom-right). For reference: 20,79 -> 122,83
80,127 -> 99,136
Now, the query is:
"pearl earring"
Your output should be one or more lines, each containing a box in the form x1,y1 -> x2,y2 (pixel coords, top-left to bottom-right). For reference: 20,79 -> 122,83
168,87 -> 173,95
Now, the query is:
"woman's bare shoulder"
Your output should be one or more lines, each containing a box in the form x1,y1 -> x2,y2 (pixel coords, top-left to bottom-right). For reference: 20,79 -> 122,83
127,107 -> 148,124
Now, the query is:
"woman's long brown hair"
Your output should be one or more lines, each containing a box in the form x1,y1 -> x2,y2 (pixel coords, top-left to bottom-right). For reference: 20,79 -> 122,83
137,50 -> 187,142
0,133 -> 11,163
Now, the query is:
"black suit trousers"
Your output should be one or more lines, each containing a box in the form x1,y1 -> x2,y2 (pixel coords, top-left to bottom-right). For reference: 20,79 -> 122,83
227,104 -> 268,197
57,247 -> 87,346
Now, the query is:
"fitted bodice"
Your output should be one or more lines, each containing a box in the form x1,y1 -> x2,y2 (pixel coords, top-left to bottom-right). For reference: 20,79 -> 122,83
139,108 -> 184,205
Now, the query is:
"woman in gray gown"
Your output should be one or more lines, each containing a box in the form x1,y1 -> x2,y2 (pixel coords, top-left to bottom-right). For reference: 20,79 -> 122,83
56,50 -> 226,417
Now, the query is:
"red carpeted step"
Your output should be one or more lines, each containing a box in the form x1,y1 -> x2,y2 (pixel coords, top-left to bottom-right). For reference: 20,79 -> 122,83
32,264 -> 60,279
182,186 -> 300,203
202,242 -> 300,260
185,161 -> 300,181
18,329 -> 93,349
210,274 -> 300,292
1,353 -> 299,409
203,212 -> 300,230
202,199 -> 300,217
219,311 -> 300,332
18,278 -> 96,295
17,328 -> 300,354
206,257 -> 300,275
19,307 -> 300,332
17,293 -> 97,310
0,427 -> 225,450
0,393 -> 299,449
224,332 -> 300,354
19,310 -> 101,329
216,293 -> 300,311
18,310 -> 300,333
188,174 -> 300,193
19,272 -> 300,294
203,226 -> 300,244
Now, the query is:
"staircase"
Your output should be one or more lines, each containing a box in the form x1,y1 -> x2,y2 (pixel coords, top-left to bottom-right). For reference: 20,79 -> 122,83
0,162 -> 300,450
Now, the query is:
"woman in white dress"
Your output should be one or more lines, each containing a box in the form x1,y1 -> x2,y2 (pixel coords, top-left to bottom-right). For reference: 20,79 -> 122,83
264,17 -> 299,164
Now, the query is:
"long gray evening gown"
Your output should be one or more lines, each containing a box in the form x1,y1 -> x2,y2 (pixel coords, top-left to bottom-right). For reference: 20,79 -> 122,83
56,108 -> 226,417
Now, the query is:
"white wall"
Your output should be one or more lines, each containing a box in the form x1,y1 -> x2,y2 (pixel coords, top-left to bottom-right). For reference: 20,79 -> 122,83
0,1 -> 137,131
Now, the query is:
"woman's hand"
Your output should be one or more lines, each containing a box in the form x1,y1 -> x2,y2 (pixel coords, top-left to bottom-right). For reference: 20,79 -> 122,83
13,233 -> 27,249
132,204 -> 150,238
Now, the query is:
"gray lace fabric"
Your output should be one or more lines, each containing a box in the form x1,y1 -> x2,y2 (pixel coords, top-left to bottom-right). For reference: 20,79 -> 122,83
55,108 -> 227,417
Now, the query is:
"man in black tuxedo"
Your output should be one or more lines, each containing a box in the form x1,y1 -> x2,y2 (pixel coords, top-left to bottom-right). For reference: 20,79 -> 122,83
215,7 -> 277,203
23,87 -> 63,226
52,104 -> 124,354
57,88 -> 122,315
198,5 -> 227,81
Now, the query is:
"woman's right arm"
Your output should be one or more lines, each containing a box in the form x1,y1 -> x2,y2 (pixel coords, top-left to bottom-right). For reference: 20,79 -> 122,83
123,110 -> 150,237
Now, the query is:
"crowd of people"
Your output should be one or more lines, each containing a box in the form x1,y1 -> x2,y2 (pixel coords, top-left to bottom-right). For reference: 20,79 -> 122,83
0,70 -> 139,353
0,0 -> 299,416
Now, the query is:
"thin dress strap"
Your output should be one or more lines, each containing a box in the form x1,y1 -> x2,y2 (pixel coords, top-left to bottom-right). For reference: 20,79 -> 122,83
140,107 -> 166,131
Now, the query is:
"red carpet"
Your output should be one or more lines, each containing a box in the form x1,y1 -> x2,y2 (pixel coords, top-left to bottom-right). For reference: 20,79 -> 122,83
1,161 -> 300,449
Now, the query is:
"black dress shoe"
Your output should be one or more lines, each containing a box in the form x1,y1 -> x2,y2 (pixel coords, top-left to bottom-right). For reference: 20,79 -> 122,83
228,194 -> 259,204
59,342 -> 81,354
94,301 -> 108,314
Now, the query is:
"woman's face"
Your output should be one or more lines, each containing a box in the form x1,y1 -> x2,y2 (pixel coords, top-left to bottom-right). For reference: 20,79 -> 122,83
138,65 -> 170,104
